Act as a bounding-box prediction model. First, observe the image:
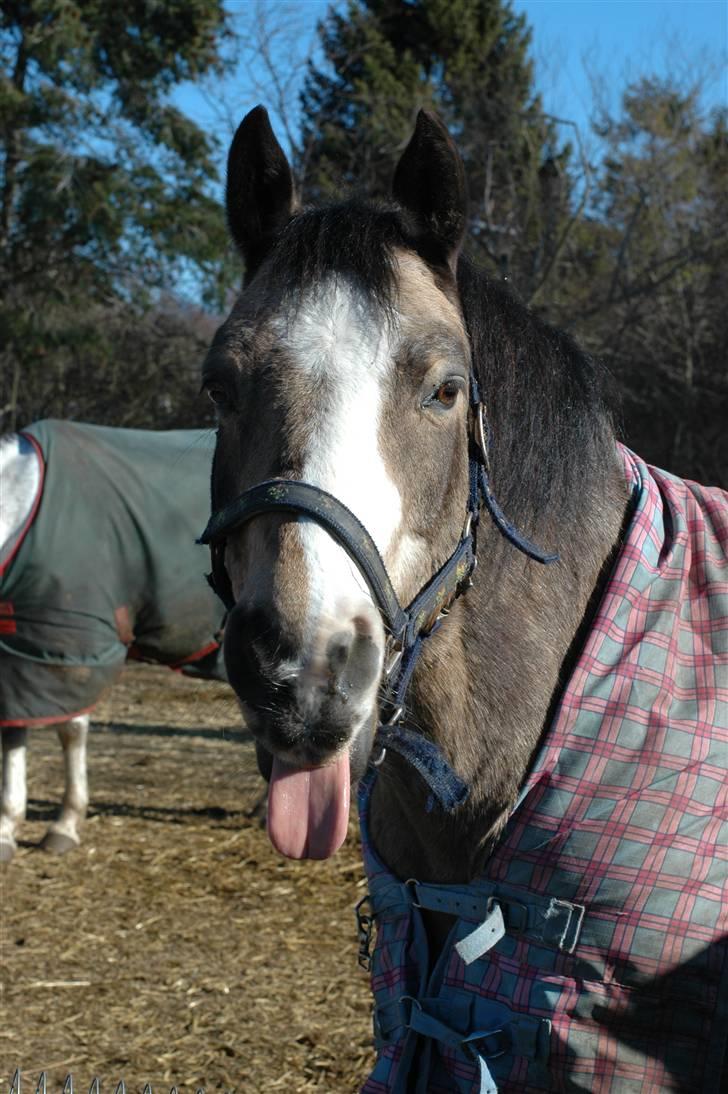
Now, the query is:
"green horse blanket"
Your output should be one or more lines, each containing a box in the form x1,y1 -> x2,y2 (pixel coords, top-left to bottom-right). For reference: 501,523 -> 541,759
0,420 -> 225,726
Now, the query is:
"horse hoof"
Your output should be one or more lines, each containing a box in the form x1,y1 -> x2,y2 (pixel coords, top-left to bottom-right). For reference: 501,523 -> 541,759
40,831 -> 79,855
0,841 -> 16,863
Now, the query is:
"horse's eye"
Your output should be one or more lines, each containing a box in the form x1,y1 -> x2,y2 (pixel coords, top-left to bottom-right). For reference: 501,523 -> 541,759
207,386 -> 229,410
434,381 -> 460,408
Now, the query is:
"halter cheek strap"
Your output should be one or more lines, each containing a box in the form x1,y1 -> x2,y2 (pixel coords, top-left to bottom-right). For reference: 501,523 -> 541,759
199,376 -> 557,811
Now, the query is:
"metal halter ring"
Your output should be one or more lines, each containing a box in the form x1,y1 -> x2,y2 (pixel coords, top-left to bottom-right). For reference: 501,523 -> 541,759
404,878 -> 421,907
372,745 -> 387,767
473,402 -> 491,473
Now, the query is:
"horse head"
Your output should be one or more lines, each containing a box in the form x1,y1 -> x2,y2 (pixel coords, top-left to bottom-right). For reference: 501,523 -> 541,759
203,107 -> 477,859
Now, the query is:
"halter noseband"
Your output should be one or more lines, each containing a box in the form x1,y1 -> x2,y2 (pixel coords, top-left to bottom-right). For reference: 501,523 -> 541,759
199,377 -> 557,811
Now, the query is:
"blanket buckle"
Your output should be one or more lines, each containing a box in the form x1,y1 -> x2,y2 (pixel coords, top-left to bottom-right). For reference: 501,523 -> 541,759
355,895 -> 374,971
463,1026 -> 508,1060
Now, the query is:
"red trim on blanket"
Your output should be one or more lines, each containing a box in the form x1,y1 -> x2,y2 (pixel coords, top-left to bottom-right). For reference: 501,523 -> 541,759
0,702 -> 96,728
0,601 -> 16,634
125,639 -> 221,670
1,431 -> 46,578
168,639 -> 221,670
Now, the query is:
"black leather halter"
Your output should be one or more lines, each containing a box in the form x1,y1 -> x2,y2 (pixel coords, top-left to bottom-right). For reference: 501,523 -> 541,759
199,378 -> 557,810
200,479 -> 477,650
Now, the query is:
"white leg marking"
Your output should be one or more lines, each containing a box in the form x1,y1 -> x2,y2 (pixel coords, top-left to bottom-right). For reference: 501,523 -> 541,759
47,715 -> 90,847
1,727 -> 28,858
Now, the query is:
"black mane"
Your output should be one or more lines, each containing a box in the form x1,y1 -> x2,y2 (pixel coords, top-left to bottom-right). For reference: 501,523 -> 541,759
457,257 -> 618,540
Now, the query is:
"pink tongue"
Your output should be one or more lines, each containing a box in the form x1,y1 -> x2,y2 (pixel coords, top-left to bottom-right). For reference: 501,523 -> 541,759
267,753 -> 350,860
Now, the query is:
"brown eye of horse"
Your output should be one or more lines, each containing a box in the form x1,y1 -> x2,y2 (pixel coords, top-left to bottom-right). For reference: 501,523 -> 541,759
207,386 -> 228,409
434,381 -> 460,408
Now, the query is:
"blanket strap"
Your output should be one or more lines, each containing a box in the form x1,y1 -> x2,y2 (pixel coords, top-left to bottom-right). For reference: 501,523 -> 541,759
375,995 -> 551,1093
367,878 -> 586,956
408,1006 -> 499,1094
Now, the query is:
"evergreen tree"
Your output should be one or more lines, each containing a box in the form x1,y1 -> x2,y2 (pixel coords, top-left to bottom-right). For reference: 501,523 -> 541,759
570,81 -> 728,485
299,0 -> 571,300
0,0 -> 232,431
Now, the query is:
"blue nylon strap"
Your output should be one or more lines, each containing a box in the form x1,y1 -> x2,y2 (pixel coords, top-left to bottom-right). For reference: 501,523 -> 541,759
477,465 -> 559,565
375,995 -> 550,1058
392,636 -> 425,710
408,1009 -> 498,1094
468,373 -> 557,566
468,454 -> 482,524
455,901 -> 506,965
375,994 -> 470,1045
375,722 -> 469,812
378,995 -> 554,1094
367,876 -> 586,954
378,998 -> 499,1093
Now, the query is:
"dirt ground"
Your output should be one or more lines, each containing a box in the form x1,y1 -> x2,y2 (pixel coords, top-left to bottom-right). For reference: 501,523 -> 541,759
0,664 -> 374,1092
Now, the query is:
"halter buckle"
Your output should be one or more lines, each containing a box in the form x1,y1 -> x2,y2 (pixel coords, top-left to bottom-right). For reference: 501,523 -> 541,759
385,705 -> 404,726
463,1026 -> 508,1060
355,895 -> 374,970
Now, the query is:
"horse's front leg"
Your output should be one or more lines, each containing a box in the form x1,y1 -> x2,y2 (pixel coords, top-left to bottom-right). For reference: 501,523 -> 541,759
41,715 -> 90,854
0,726 -> 28,862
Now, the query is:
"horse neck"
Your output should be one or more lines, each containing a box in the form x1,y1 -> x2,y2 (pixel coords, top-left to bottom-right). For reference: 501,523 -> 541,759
369,454 -> 629,885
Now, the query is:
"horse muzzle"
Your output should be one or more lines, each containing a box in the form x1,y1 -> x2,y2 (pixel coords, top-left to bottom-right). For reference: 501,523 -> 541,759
223,598 -> 382,761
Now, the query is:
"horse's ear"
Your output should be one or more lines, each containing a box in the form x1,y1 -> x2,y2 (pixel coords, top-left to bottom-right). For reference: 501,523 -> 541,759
393,110 -> 467,271
226,105 -> 296,279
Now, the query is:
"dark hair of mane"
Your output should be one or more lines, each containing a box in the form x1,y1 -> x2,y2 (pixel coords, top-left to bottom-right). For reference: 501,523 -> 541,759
456,257 -> 619,537
254,197 -> 619,546
258,198 -> 402,314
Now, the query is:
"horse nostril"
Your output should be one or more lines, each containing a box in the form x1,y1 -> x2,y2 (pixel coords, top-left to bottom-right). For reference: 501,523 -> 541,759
327,631 -> 353,680
223,604 -> 299,701
324,625 -> 381,699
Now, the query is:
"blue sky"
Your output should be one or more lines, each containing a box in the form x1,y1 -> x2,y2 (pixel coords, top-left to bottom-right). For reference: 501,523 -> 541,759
515,1 -> 726,146
175,0 -> 727,167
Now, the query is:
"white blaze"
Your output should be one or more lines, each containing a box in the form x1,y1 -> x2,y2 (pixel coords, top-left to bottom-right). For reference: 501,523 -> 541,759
278,279 -> 401,669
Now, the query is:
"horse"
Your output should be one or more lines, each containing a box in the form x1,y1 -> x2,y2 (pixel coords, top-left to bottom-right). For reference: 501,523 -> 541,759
0,419 -> 226,862
200,106 -> 728,1092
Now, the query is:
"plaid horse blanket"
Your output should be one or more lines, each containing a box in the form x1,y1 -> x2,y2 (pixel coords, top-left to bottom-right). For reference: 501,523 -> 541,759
0,420 -> 225,726
359,447 -> 728,1093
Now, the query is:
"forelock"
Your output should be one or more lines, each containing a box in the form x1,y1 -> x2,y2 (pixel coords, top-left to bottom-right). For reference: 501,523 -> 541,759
255,199 -> 410,320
